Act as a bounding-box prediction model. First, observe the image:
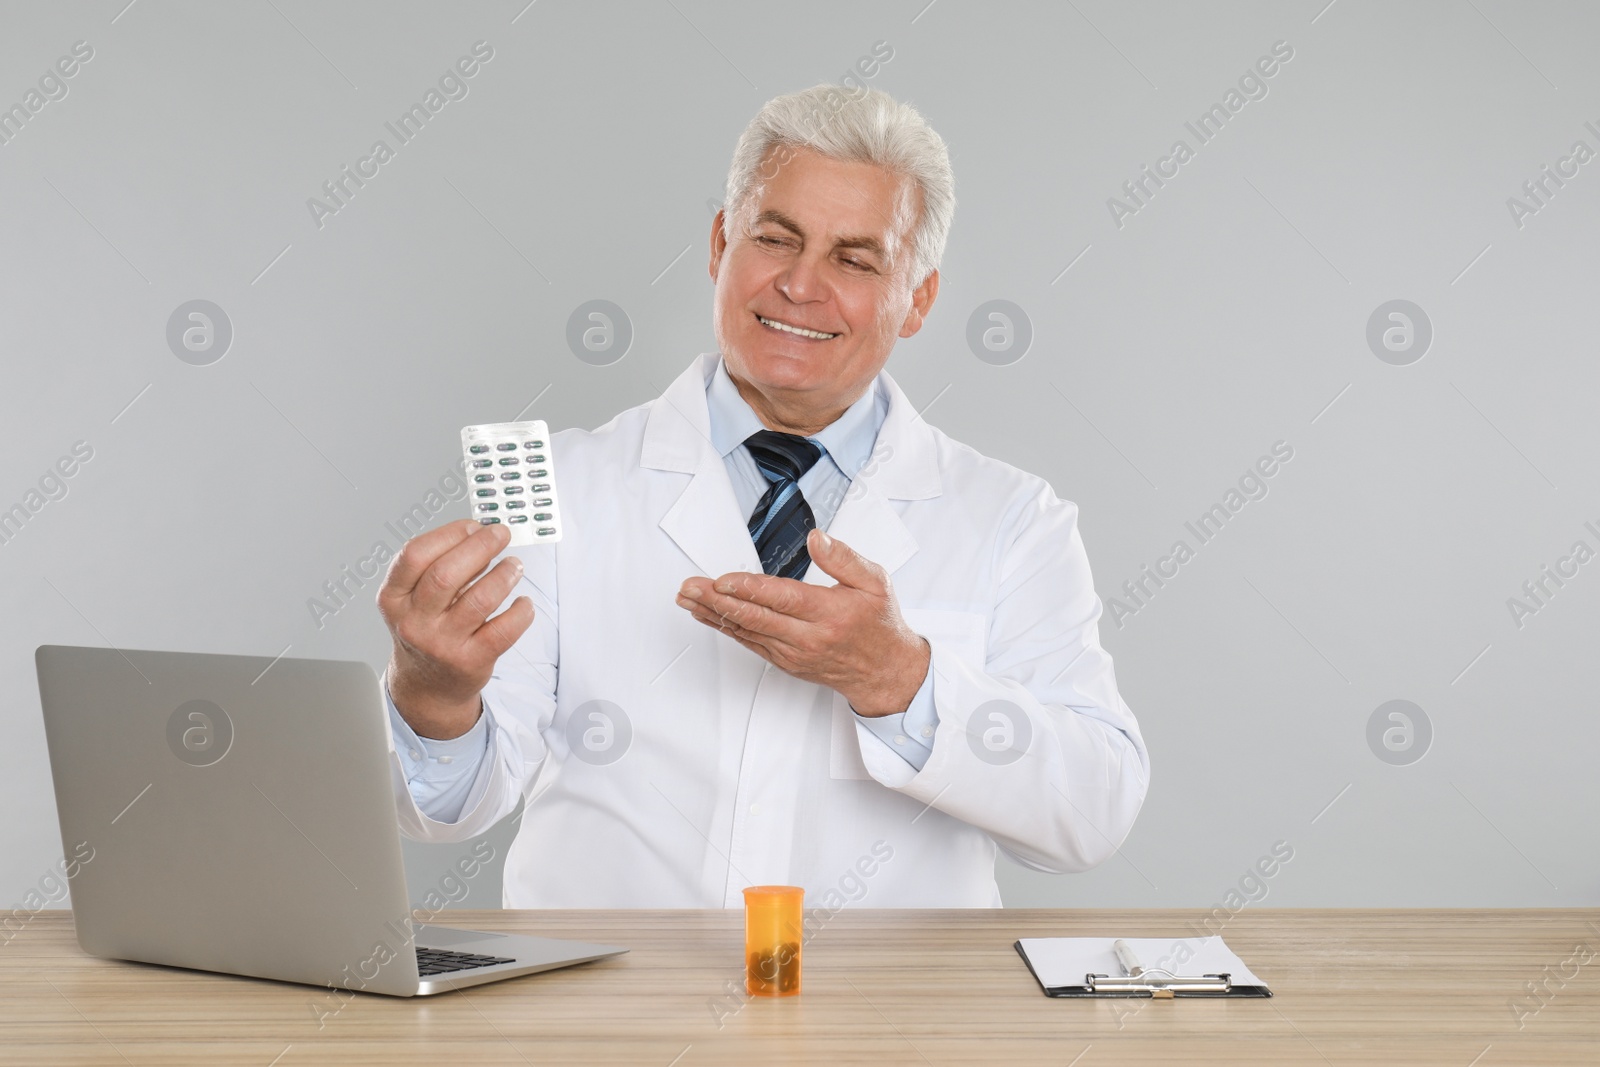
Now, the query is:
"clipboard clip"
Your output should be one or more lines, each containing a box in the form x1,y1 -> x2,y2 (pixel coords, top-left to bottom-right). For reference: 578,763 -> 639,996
1089,939 -> 1234,995
1085,969 -> 1234,996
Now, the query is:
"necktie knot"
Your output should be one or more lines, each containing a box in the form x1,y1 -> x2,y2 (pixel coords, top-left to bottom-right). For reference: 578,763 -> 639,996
744,430 -> 822,485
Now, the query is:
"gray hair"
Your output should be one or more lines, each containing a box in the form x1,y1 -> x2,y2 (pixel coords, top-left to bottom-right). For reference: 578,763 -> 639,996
723,84 -> 954,286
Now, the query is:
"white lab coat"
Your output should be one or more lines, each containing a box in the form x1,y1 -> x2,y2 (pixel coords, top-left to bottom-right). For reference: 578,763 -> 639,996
389,353 -> 1149,908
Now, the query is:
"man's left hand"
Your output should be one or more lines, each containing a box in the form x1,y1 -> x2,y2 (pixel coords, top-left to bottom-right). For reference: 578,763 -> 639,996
675,529 -> 930,717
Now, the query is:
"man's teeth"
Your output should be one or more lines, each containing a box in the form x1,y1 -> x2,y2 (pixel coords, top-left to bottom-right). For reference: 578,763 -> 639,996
759,316 -> 836,340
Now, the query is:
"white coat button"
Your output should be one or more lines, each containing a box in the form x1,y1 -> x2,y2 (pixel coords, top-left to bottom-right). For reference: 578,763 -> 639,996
749,803 -> 761,815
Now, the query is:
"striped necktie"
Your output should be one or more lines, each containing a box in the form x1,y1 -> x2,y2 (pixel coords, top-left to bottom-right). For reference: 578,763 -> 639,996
744,430 -> 823,579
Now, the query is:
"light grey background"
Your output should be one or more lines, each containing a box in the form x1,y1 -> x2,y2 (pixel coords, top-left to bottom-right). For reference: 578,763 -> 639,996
4,0 -> 1596,913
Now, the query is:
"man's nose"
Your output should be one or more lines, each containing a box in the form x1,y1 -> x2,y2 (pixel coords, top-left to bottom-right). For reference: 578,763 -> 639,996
776,253 -> 828,303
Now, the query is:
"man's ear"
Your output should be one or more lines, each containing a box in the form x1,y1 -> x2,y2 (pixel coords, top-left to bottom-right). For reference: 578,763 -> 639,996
897,268 -> 940,339
709,209 -> 728,281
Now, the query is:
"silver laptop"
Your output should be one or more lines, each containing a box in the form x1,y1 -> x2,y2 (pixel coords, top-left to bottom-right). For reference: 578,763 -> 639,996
34,644 -> 627,997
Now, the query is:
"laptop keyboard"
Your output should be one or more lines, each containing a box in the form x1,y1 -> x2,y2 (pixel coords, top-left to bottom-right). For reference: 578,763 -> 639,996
415,947 -> 517,977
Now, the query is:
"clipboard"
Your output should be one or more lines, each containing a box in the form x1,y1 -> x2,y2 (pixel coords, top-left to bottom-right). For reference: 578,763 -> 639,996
1014,936 -> 1273,998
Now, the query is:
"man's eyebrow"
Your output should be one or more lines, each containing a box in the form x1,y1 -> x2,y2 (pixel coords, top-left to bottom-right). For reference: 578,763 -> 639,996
751,210 -> 889,259
834,234 -> 888,258
752,209 -> 804,235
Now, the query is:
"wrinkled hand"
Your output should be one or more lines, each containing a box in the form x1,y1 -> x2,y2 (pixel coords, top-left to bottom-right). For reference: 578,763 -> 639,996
377,520 -> 533,740
675,529 -> 930,716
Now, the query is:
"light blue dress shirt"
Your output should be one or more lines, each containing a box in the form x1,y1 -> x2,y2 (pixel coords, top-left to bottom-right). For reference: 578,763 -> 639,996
389,355 -> 938,822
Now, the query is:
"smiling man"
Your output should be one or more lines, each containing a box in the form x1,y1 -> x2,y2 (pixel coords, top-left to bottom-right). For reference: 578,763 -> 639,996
377,85 -> 1150,908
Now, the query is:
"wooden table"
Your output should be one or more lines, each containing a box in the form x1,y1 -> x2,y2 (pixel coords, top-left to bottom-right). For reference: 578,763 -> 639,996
4,909 -> 1597,1064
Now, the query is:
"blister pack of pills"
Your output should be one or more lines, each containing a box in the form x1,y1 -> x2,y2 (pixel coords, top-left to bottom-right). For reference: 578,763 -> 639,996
460,420 -> 562,546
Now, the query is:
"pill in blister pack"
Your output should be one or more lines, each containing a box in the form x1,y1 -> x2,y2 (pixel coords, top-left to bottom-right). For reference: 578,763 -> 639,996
460,420 -> 562,546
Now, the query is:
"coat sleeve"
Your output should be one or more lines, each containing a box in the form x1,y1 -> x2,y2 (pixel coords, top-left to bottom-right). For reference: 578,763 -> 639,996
849,483 -> 1150,873
386,542 -> 560,843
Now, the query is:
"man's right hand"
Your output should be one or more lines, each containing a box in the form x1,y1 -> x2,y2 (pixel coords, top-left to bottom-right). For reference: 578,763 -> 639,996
377,519 -> 534,741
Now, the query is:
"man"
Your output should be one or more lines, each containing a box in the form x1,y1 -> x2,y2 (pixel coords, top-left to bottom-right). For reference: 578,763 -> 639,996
378,85 -> 1149,908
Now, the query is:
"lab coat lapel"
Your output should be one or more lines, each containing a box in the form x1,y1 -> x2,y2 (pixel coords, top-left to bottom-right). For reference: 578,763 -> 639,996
645,354 -> 763,580
805,367 -> 942,584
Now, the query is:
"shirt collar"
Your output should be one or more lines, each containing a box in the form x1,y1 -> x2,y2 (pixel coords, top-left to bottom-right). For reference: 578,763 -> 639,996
705,353 -> 885,478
